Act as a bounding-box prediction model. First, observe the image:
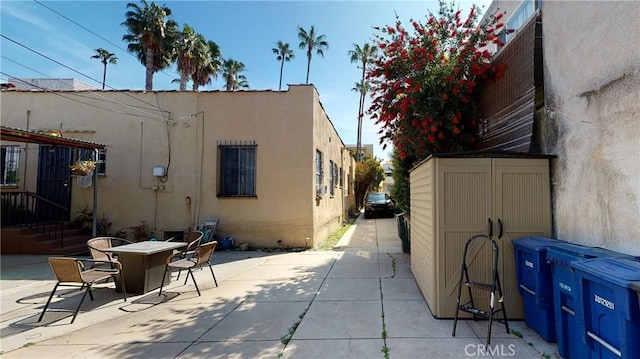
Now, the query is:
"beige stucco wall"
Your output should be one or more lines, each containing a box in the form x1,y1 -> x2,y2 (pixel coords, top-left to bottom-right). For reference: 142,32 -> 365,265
1,85 -> 354,248
541,2 -> 640,255
312,89 -> 355,242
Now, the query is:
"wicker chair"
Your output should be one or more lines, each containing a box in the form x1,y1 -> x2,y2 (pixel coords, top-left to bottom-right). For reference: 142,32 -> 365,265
38,257 -> 127,324
159,241 -> 218,297
165,231 -> 204,256
87,237 -> 134,268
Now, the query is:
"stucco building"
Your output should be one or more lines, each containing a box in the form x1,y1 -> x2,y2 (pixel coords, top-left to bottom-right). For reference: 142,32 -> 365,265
478,0 -> 639,255
1,85 -> 356,249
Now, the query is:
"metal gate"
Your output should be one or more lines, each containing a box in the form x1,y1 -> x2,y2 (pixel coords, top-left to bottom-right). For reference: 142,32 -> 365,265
36,145 -> 72,221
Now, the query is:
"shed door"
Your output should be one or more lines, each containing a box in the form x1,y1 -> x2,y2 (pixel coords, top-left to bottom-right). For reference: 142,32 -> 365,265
36,145 -> 72,221
493,158 -> 552,319
438,158 -> 493,317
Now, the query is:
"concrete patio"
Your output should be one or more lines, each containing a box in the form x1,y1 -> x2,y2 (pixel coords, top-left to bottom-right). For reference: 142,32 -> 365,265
0,216 -> 559,358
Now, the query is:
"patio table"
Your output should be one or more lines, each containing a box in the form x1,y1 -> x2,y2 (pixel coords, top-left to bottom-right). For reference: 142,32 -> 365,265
109,241 -> 187,294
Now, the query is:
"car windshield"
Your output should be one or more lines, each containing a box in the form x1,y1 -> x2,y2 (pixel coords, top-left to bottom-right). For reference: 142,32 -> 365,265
366,193 -> 386,201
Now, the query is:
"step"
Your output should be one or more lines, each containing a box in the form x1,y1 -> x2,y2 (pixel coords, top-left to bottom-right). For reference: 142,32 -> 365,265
465,281 -> 495,291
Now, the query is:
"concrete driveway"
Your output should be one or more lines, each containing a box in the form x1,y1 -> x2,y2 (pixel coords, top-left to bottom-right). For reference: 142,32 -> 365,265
0,216 -> 558,358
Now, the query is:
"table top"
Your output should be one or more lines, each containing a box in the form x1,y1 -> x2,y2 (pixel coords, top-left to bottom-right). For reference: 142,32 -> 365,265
108,241 -> 187,255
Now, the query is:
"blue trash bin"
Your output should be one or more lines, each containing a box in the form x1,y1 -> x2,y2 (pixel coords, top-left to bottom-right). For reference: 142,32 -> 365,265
546,243 -> 627,358
512,236 -> 563,342
572,257 -> 640,359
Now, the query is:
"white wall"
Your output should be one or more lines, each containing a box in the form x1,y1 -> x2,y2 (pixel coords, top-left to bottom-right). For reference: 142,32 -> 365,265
542,1 -> 640,255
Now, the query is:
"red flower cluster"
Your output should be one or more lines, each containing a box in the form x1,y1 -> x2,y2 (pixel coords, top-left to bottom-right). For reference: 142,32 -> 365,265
367,2 -> 507,161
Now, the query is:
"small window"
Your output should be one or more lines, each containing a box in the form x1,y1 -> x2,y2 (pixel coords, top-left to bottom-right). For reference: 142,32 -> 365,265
1,146 -> 20,186
506,0 -> 536,43
78,148 -> 107,175
329,160 -> 335,196
315,150 -> 323,190
339,167 -> 344,188
218,141 -> 257,197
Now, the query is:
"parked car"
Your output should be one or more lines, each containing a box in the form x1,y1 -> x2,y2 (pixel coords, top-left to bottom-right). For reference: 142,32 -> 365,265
364,192 -> 395,218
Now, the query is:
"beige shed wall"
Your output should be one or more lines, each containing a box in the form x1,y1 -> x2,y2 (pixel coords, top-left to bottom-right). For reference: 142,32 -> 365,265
541,2 -> 640,255
409,158 -> 436,312
1,85 -> 351,248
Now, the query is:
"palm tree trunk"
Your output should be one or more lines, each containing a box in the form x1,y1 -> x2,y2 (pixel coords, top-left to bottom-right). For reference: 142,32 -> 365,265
145,47 -> 154,91
279,58 -> 284,91
180,73 -> 188,91
305,53 -> 311,84
226,74 -> 233,91
356,61 -> 367,161
102,62 -> 107,89
356,94 -> 363,161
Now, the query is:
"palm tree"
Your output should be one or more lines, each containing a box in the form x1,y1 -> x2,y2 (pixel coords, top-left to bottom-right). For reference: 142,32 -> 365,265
352,80 -> 372,161
191,39 -> 221,91
272,41 -> 294,91
297,26 -> 328,84
174,24 -> 199,91
222,58 -> 248,91
91,48 -> 118,89
348,43 -> 377,161
122,0 -> 178,91
230,74 -> 250,91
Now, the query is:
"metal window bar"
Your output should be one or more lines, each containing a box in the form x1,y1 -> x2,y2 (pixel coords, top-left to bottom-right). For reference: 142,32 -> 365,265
1,146 -> 21,186
218,140 -> 257,197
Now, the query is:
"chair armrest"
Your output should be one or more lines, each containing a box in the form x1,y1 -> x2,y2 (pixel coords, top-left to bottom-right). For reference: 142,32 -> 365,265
79,258 -> 123,270
165,252 -> 182,264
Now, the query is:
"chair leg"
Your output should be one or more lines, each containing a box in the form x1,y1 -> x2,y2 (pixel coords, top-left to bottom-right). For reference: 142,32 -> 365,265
208,264 -> 218,287
71,284 -> 92,324
118,273 -> 127,302
38,283 -> 60,322
158,265 -> 169,296
188,269 -> 201,296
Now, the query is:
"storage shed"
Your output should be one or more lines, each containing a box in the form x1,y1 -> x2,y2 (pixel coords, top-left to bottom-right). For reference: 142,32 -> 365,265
409,151 -> 554,319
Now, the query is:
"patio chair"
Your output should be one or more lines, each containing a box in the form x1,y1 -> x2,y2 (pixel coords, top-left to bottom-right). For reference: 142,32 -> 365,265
165,231 -> 203,252
87,237 -> 134,268
38,257 -> 127,324
158,241 -> 218,297
165,231 -> 204,279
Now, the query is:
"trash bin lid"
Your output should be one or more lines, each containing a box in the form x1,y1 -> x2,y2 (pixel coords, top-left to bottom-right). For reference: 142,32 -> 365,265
631,281 -> 640,294
512,236 -> 563,250
571,257 -> 640,288
547,242 -> 624,264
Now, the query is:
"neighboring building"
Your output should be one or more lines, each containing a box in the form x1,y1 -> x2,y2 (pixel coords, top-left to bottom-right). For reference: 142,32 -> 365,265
7,78 -> 98,91
381,161 -> 394,194
0,85 -> 356,248
346,143 -> 374,159
477,0 -> 640,255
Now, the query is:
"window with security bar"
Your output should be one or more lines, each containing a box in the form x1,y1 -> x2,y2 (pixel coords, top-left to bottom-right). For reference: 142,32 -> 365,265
218,141 -> 257,197
77,148 -> 106,175
315,150 -> 323,194
1,145 -> 20,186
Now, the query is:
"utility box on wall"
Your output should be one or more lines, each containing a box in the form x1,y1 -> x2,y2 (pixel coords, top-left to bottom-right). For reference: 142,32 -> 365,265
409,152 -> 554,319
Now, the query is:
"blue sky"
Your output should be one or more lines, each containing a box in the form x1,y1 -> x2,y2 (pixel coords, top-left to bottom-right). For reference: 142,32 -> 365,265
1,0 -> 490,161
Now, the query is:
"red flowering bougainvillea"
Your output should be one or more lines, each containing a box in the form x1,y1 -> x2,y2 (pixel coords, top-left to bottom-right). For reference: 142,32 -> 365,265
367,1 -> 507,161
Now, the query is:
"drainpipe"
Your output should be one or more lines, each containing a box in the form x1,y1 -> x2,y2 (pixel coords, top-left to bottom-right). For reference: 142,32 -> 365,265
340,147 -> 345,224
22,110 -> 30,191
92,149 -> 99,237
